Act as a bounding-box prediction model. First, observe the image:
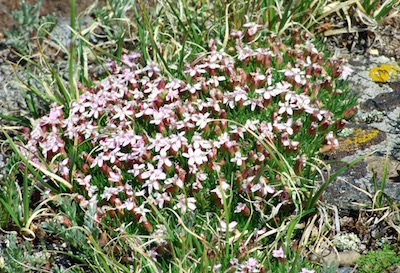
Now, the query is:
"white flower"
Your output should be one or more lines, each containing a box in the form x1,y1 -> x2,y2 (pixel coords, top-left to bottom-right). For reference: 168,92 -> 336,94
299,268 -> 315,273
134,203 -> 151,223
182,147 -> 208,167
230,151 -> 247,166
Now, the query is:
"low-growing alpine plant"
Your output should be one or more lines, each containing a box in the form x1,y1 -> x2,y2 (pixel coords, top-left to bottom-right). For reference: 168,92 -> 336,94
11,24 -> 357,271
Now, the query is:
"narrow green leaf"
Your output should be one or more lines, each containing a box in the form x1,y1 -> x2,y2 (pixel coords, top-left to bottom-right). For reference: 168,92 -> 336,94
0,198 -> 22,228
0,113 -> 31,127
22,167 -> 30,226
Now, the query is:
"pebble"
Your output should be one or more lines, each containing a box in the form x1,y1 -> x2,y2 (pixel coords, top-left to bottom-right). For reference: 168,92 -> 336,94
323,251 -> 361,267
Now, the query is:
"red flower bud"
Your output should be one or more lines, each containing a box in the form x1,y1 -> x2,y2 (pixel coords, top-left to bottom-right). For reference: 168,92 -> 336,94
343,107 -> 357,119
308,122 -> 317,136
240,205 -> 250,216
335,119 -> 348,130
142,221 -> 153,232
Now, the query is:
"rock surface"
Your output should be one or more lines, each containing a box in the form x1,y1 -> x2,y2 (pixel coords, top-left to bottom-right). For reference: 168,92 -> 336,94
325,54 -> 400,212
323,251 -> 361,267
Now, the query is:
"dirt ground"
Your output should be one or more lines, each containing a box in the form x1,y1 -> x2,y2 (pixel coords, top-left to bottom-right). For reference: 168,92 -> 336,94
0,0 -> 101,32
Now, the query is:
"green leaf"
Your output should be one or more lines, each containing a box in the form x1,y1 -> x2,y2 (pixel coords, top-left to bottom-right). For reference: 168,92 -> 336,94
0,198 -> 22,228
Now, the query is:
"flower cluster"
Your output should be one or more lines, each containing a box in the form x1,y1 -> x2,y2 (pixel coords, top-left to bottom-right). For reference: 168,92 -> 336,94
19,24 -> 355,266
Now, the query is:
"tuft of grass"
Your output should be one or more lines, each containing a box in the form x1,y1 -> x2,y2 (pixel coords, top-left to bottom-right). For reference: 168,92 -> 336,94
5,0 -> 58,56
0,233 -> 49,272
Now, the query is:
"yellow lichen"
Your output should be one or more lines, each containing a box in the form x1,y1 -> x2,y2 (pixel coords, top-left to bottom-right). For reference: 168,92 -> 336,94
369,63 -> 399,83
352,128 -> 380,145
340,128 -> 380,151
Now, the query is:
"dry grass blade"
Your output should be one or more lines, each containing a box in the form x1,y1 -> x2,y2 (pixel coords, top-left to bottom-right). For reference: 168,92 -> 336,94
27,160 -> 72,190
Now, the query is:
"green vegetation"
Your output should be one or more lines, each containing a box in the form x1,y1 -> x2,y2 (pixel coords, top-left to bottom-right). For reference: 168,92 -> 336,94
0,0 -> 399,272
357,244 -> 400,273
5,0 -> 57,55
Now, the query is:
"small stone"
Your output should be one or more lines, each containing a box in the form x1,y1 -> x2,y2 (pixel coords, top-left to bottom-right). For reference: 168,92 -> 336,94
338,266 -> 354,273
369,49 -> 379,55
323,251 -> 361,267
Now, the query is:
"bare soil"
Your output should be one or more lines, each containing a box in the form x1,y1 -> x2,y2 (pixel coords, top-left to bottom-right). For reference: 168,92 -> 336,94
0,0 -> 102,32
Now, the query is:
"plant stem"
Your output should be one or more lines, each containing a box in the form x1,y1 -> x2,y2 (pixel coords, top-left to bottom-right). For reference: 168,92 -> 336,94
69,0 -> 76,101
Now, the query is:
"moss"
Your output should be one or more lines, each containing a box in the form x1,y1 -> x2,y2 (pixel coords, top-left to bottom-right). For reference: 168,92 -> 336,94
357,245 -> 400,273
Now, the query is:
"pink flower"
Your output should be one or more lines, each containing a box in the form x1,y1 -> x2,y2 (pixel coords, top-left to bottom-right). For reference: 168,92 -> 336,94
153,192 -> 171,208
242,257 -> 259,272
164,174 -> 184,189
153,149 -> 173,169
272,81 -> 291,96
230,125 -> 246,139
141,163 -> 166,182
244,119 -> 260,132
218,220 -> 237,233
183,65 -> 207,77
147,133 -> 168,152
211,179 -> 230,200
243,22 -> 262,36
251,179 -> 275,196
233,87 -> 248,102
128,163 -> 145,177
273,118 -> 294,135
101,186 -> 122,201
237,45 -> 255,61
325,131 -> 339,147
272,246 -> 286,259
169,133 -> 187,153
123,198 -> 135,211
143,61 -> 161,77
108,171 -> 121,183
234,202 -> 247,213
230,29 -> 243,39
244,98 -> 264,111
207,76 -> 225,87
183,83 -> 202,94
39,130 -> 64,157
77,174 -> 92,187
339,65 -> 353,80
112,104 -> 134,121
206,98 -> 222,112
56,158 -> 70,177
173,194 -> 196,214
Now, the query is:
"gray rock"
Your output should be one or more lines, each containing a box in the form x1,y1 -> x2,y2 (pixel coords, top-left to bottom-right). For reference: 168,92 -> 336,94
338,266 -> 354,273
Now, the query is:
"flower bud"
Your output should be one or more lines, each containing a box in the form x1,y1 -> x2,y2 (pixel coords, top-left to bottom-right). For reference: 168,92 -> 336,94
343,107 -> 357,119
335,119 -> 348,130
308,122 -> 317,136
